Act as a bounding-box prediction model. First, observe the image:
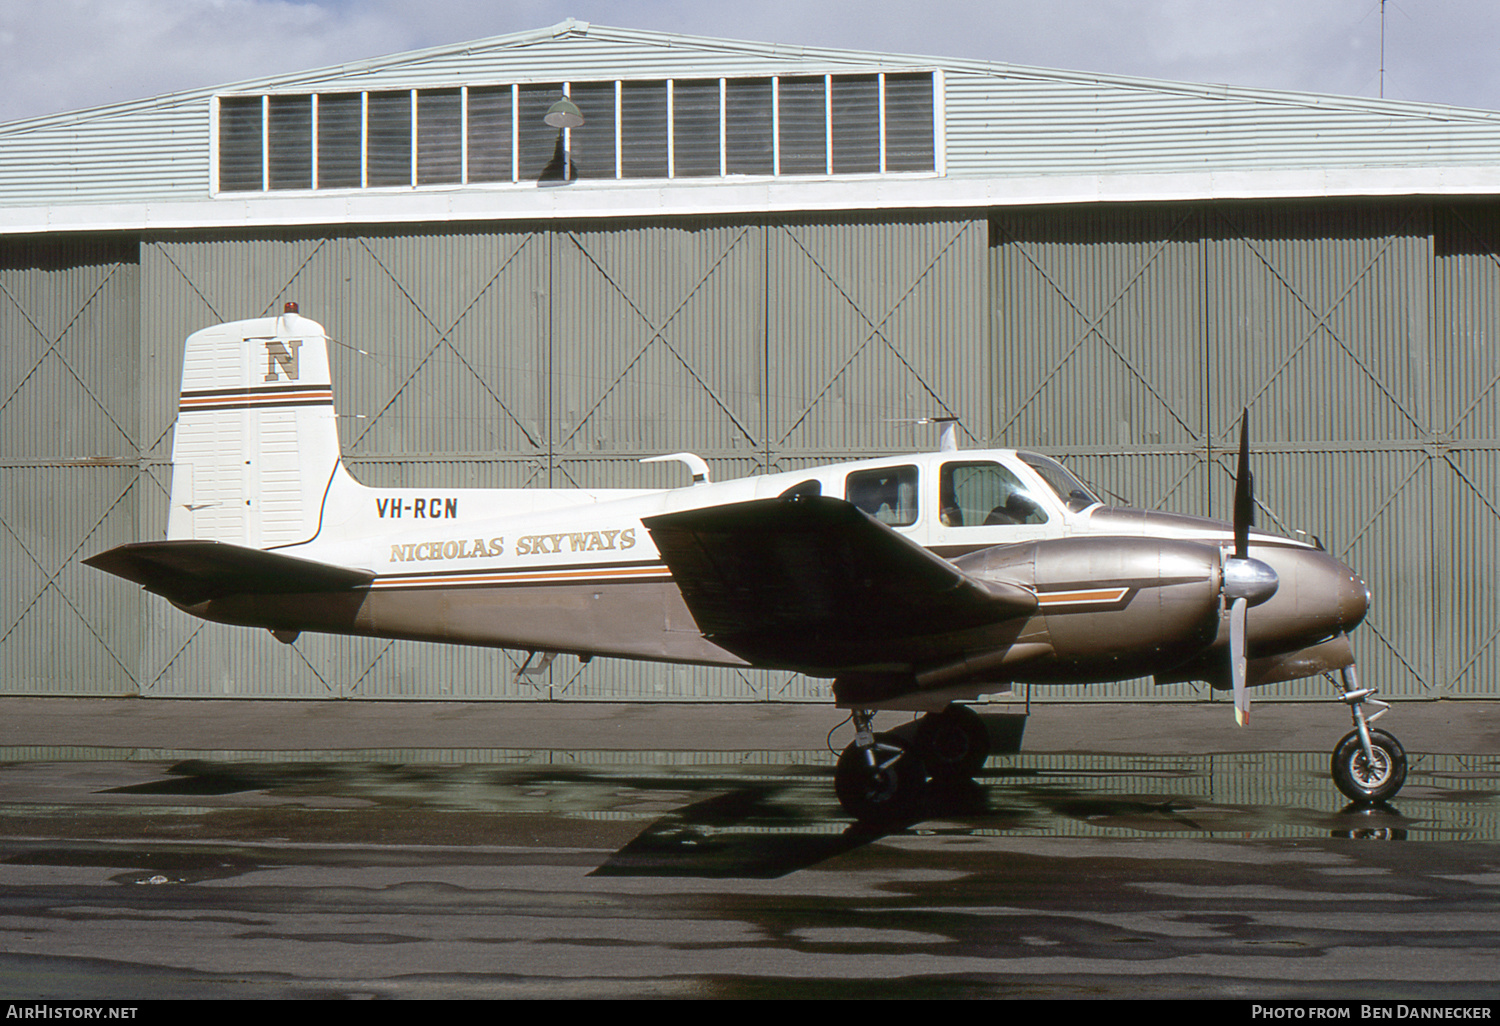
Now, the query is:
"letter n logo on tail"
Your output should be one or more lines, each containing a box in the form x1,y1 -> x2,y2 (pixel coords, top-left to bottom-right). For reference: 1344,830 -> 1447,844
264,339 -> 303,382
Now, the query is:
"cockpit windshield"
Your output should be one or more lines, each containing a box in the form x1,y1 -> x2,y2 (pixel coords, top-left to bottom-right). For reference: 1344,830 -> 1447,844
1018,452 -> 1102,512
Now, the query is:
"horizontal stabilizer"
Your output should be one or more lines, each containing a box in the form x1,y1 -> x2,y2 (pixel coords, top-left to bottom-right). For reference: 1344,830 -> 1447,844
84,540 -> 373,606
643,495 -> 1035,667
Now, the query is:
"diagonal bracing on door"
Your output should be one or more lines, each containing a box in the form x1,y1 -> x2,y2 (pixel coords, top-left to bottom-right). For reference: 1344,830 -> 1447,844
348,235 -> 543,452
0,473 -> 142,688
0,261 -> 136,451
776,222 -> 974,448
557,228 -> 760,451
1440,454 -> 1500,690
1211,209 -> 1424,442
992,214 -> 1200,441
144,240 -> 336,456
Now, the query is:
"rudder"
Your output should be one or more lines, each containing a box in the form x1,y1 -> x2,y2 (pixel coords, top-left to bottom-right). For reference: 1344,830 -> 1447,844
167,306 -> 344,549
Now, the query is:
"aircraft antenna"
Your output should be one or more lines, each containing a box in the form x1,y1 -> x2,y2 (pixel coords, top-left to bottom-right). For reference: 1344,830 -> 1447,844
886,415 -> 961,451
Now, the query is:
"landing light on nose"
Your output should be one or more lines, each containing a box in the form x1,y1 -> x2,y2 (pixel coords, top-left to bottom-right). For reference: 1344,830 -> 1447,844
1342,571 -> 1372,631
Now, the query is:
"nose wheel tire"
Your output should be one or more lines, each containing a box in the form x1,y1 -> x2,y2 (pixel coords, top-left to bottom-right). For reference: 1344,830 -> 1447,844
835,732 -> 927,822
913,704 -> 991,781
1331,728 -> 1407,804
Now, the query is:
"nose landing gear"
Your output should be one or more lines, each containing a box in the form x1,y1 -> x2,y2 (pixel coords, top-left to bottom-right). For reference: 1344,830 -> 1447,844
1330,668 -> 1408,804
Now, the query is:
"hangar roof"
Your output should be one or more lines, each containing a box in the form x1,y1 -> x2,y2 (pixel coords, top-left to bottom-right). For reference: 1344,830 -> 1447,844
5,19 -> 1500,235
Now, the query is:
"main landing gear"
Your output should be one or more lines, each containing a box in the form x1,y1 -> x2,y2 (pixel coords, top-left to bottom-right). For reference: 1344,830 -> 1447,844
834,704 -> 992,822
1329,667 -> 1407,804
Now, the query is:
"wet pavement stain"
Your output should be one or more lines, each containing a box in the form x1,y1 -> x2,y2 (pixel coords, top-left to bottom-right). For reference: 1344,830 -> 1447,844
2,748 -> 1500,998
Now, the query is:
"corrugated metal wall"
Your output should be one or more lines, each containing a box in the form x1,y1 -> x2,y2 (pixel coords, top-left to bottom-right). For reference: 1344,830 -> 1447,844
0,238 -> 141,694
5,200 -> 1498,702
1434,204 -> 1500,698
116,215 -> 987,698
992,199 -> 1488,702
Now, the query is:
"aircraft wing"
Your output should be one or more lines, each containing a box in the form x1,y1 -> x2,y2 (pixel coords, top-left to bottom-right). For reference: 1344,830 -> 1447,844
84,540 -> 374,607
642,494 -> 1035,667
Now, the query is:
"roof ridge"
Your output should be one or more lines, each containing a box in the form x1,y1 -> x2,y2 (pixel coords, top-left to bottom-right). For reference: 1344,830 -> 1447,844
4,19 -> 1499,135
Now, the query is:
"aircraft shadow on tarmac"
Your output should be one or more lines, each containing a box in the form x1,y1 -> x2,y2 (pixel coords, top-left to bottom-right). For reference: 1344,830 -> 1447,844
589,712 -> 1434,878
587,773 -> 1428,879
90,724 -> 1500,880
592,712 -> 1031,878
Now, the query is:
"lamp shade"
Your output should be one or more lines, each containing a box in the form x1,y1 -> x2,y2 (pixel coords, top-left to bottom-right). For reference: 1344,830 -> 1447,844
543,96 -> 585,129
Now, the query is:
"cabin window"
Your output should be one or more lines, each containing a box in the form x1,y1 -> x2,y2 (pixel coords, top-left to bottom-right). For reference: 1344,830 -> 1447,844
939,462 -> 1049,527
846,466 -> 920,526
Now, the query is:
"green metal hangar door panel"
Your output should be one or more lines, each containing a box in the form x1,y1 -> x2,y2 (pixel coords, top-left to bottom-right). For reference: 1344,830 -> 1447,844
989,205 -> 1210,702
137,216 -> 988,700
0,238 -> 142,695
766,217 -> 990,462
139,229 -> 559,698
543,218 -> 783,701
1205,202 -> 1435,703
1434,204 -> 1500,700
989,200 -> 1447,702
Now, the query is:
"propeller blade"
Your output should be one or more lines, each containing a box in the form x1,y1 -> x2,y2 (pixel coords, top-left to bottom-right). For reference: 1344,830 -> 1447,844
1233,409 -> 1253,561
1230,596 -> 1249,726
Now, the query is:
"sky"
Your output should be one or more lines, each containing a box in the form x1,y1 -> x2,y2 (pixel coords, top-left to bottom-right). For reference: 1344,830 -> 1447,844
3,0 -> 1500,125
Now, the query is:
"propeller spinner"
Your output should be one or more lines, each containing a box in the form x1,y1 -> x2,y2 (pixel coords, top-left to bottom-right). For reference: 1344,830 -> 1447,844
1223,410 -> 1279,725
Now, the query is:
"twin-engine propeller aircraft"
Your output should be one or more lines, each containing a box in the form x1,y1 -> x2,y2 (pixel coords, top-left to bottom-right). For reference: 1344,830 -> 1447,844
87,306 -> 1404,820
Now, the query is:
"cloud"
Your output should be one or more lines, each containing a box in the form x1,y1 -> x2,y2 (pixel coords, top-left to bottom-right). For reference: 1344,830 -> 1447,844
0,0 -> 406,122
2,0 -> 1497,126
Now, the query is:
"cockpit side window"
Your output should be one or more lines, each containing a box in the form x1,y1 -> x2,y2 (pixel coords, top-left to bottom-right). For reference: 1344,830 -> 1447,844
939,461 -> 1049,527
846,465 -> 919,526
1018,452 -> 1102,512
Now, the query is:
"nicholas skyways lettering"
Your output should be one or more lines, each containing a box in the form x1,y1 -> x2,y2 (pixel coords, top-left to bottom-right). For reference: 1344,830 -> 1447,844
514,528 -> 636,556
390,538 -> 504,563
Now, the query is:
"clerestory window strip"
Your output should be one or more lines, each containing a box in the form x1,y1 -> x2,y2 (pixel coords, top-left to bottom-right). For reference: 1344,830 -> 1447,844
214,70 -> 937,194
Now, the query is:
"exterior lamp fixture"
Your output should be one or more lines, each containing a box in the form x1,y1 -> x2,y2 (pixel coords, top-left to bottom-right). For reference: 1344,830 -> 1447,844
544,95 -> 584,128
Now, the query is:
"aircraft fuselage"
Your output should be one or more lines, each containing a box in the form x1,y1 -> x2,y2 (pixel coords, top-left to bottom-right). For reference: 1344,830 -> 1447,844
182,447 -> 1368,708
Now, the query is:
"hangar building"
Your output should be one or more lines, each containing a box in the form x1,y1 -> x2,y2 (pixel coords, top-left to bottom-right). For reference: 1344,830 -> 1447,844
2,20 -> 1498,704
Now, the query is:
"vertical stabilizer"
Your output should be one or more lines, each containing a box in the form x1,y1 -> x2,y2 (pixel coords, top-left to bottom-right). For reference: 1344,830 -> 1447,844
167,308 -> 343,548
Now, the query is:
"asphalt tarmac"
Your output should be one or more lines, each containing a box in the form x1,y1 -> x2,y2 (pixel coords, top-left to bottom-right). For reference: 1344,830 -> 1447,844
1,697 -> 1498,1001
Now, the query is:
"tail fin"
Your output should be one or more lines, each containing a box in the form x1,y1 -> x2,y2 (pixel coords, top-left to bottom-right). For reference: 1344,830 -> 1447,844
167,307 -> 344,548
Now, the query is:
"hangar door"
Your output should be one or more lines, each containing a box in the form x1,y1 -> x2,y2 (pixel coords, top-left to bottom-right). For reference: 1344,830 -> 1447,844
991,200 -> 1496,701
123,216 -> 987,700
0,239 -> 141,696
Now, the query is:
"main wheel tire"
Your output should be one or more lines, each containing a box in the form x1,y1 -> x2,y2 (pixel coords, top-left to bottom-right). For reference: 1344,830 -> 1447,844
913,704 -> 991,780
835,732 -> 927,822
1331,728 -> 1408,804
